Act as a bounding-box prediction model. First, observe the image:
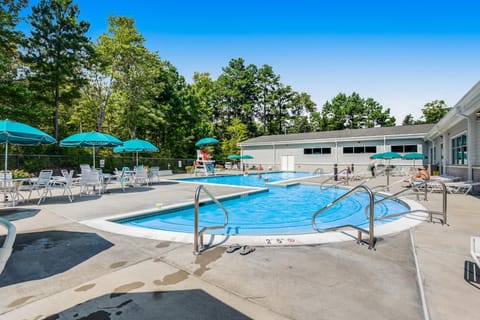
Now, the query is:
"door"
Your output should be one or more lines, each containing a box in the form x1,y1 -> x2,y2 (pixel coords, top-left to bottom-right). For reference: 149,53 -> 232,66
281,156 -> 295,171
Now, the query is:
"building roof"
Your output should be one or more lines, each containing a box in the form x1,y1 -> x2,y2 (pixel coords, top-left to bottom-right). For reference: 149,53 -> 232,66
239,124 -> 435,146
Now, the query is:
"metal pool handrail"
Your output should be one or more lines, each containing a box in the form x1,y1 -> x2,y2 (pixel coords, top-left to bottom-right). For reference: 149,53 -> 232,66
193,184 -> 229,255
312,184 -> 376,249
319,168 -> 348,189
0,217 -> 16,274
369,180 -> 448,225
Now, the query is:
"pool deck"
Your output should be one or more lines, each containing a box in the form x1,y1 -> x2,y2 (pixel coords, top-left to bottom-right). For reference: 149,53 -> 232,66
0,172 -> 479,319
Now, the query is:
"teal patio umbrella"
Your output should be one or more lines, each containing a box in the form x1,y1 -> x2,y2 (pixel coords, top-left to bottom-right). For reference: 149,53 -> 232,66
0,119 -> 56,200
227,154 -> 241,160
371,151 -> 402,188
402,152 -> 427,168
114,139 -> 159,166
195,137 -> 219,148
60,131 -> 123,168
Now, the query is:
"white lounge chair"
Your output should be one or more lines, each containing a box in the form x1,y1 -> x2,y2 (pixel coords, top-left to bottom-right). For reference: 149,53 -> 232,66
49,169 -> 75,202
446,181 -> 480,194
471,237 -> 480,267
149,166 -> 160,183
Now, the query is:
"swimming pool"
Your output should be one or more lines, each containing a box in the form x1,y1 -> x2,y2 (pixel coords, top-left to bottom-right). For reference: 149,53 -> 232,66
116,172 -> 410,236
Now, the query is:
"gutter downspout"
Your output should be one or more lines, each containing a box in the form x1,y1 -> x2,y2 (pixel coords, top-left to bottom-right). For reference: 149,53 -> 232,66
457,112 -> 473,180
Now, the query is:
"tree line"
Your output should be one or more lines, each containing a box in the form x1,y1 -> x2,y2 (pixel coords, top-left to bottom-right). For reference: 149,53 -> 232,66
0,0 -> 447,160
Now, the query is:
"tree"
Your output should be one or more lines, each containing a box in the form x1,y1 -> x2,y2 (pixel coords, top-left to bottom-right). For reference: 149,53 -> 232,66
25,0 -> 92,141
402,114 -> 415,125
220,118 -> 248,159
421,100 -> 450,124
0,0 -> 30,121
320,92 -> 395,130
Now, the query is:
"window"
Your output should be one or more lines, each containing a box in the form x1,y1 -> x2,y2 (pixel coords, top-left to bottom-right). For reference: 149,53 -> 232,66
343,146 -> 376,154
304,147 -> 331,155
343,147 -> 353,154
391,145 -> 418,153
452,134 -> 467,165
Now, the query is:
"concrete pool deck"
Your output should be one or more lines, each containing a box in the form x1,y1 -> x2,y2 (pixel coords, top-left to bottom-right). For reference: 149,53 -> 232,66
0,173 -> 479,319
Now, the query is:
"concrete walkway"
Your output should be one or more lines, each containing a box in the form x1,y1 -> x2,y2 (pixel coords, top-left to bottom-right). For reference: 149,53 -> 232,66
0,173 -> 479,319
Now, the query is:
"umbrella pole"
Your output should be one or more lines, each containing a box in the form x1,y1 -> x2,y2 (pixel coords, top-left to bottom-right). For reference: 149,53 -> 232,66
92,146 -> 95,168
3,141 -> 7,202
136,152 -> 138,166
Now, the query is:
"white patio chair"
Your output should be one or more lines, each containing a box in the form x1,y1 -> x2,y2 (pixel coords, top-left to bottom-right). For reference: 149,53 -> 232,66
149,166 -> 160,183
0,171 -> 19,206
134,167 -> 149,186
49,169 -> 75,202
28,169 -> 53,204
79,170 -> 102,196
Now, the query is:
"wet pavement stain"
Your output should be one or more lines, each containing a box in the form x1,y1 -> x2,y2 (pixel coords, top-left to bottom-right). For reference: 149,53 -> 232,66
74,283 -> 96,292
156,241 -> 171,248
8,295 -> 35,307
110,281 -> 144,298
78,310 -> 111,320
153,270 -> 189,286
193,247 -> 225,276
110,261 -> 127,268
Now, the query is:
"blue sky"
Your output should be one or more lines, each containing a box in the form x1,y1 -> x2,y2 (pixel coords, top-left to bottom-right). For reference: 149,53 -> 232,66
22,0 -> 480,124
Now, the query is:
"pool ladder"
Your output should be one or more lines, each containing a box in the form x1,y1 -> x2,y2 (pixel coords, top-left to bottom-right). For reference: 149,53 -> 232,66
370,180 -> 448,225
0,217 -> 16,274
193,184 -> 229,255
312,184 -> 376,249
312,180 -> 448,250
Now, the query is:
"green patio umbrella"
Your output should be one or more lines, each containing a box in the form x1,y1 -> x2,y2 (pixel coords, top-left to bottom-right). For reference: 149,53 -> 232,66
402,152 -> 427,168
114,139 -> 159,166
60,131 -> 123,168
0,119 -> 56,201
371,151 -> 402,188
195,137 -> 219,147
227,154 -> 241,159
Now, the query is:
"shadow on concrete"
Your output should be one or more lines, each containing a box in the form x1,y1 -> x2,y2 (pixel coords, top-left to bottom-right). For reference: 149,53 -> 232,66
464,260 -> 480,289
0,230 -> 113,287
0,208 -> 40,221
44,289 -> 251,320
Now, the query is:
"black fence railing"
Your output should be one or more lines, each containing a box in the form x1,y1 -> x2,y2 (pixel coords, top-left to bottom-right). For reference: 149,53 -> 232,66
1,153 -> 212,176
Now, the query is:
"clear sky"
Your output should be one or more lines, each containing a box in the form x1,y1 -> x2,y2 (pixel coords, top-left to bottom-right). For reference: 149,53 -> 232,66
22,0 -> 480,124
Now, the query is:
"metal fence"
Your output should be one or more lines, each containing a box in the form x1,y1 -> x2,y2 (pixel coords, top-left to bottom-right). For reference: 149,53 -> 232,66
2,153 -> 202,176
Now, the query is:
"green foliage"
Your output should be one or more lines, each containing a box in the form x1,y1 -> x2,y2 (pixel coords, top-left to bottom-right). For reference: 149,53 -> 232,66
24,0 -> 93,141
11,168 -> 31,178
320,92 -> 395,130
421,100 -> 450,124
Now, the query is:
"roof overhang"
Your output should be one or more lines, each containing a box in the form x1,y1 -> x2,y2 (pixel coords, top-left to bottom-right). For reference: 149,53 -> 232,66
238,133 -> 427,147
428,81 -> 480,139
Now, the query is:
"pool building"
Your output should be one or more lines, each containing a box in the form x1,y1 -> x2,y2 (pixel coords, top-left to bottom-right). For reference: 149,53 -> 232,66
239,81 -> 480,182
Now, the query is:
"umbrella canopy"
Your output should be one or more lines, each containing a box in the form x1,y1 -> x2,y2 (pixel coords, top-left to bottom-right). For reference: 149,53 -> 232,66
114,139 -> 159,166
402,152 -> 427,160
195,137 -> 219,147
0,119 -> 56,201
403,152 -> 427,169
227,154 -> 241,160
371,151 -> 401,190
371,151 -> 402,160
113,139 -> 158,153
240,155 -> 254,159
60,131 -> 123,168
0,119 -> 56,146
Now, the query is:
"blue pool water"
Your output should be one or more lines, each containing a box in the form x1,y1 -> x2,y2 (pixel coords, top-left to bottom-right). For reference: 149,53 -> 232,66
117,172 -> 409,235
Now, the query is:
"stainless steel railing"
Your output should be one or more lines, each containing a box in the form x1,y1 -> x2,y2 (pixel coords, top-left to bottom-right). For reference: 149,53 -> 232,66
319,168 -> 348,189
0,217 -> 16,274
369,180 -> 448,225
312,184 -> 376,249
193,185 -> 229,255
